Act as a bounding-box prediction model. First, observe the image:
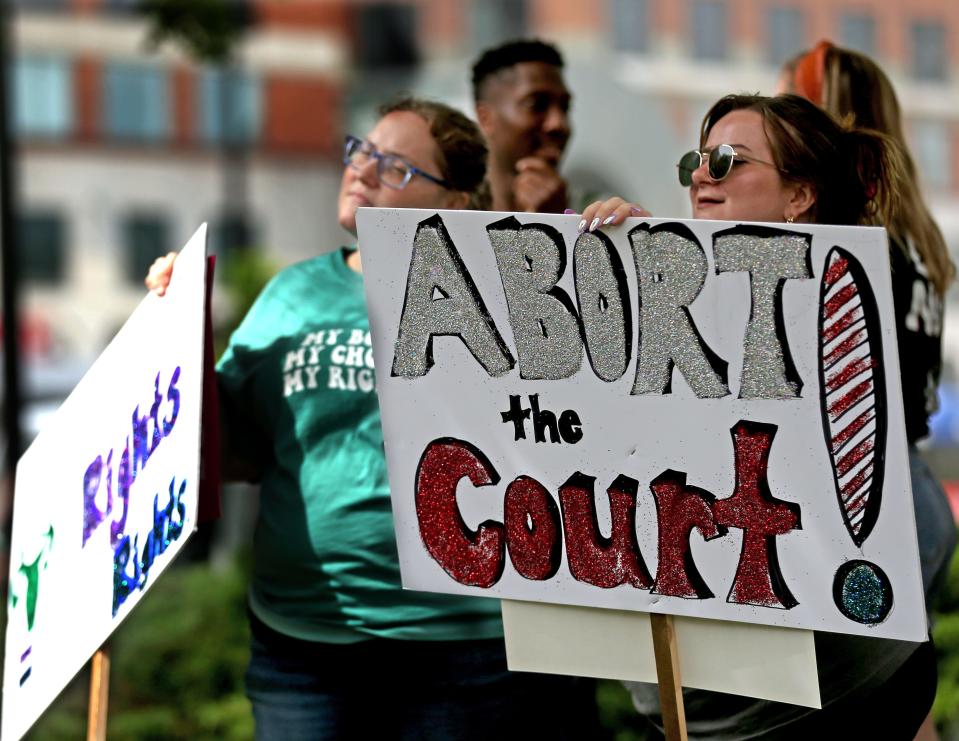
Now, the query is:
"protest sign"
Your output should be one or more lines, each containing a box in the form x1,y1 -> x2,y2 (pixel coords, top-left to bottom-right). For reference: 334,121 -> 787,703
357,209 -> 927,644
2,225 -> 209,740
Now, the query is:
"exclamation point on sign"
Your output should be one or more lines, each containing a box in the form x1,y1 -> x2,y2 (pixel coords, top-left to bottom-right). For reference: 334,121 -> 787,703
818,247 -> 893,625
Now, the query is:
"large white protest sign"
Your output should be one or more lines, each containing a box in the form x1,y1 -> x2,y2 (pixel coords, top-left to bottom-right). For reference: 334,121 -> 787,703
2,225 -> 209,741
357,208 -> 927,644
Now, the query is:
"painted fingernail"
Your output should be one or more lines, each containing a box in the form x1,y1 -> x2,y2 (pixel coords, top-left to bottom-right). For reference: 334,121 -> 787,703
564,208 -> 576,214
577,219 -> 587,232
589,217 -> 600,232
602,215 -> 615,226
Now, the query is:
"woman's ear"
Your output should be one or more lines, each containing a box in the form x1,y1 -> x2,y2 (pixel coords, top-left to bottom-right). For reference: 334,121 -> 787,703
445,190 -> 471,210
786,181 -> 816,222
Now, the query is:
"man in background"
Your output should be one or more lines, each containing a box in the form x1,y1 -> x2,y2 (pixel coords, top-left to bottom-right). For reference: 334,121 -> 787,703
471,39 -> 573,213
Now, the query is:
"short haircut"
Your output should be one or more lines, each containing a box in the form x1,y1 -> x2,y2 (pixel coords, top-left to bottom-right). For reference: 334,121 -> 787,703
471,38 -> 564,102
378,97 -> 488,194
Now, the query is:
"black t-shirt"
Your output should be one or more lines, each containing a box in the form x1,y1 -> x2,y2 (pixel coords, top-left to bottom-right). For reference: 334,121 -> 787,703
889,237 -> 943,443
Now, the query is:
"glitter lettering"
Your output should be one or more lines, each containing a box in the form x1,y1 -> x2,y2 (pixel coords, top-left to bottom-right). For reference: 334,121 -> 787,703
504,476 -> 562,580
713,420 -> 801,608
415,438 -> 506,588
574,229 -> 631,381
714,226 -> 812,399
413,421 -> 801,608
649,470 -> 726,599
559,473 -> 654,589
488,216 -> 584,380
392,214 -> 514,378
628,222 -> 729,398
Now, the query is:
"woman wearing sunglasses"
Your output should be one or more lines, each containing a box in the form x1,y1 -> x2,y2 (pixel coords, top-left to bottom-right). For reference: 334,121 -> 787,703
147,97 -> 595,740
580,94 -> 902,229
577,93 -> 939,740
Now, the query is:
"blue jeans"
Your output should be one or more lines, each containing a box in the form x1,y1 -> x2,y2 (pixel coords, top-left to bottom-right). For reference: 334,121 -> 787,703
910,447 -> 957,611
245,612 -> 600,740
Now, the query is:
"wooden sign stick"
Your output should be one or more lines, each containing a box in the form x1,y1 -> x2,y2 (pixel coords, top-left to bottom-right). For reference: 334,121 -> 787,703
650,613 -> 688,741
86,644 -> 111,741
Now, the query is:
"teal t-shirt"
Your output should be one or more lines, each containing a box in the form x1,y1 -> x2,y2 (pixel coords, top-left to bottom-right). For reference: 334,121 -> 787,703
217,248 -> 502,643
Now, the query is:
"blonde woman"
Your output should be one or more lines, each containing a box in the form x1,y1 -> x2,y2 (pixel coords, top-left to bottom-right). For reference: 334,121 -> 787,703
784,41 -> 957,611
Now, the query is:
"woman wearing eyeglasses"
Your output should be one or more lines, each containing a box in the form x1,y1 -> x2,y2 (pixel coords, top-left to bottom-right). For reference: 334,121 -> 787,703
577,93 -> 940,740
147,97 -> 595,740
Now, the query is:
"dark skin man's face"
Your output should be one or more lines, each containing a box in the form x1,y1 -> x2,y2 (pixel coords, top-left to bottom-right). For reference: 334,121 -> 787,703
477,61 -> 572,171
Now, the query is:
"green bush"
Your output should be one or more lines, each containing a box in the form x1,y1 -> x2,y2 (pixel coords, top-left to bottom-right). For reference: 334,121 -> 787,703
25,556 -> 252,740
933,548 -> 959,739
16,544 -> 959,739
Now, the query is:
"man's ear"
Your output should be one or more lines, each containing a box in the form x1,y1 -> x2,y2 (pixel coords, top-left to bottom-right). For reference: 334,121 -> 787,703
475,101 -> 495,135
786,181 -> 816,222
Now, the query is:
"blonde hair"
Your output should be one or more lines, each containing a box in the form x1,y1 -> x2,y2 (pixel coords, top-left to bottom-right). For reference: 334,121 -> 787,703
793,43 -> 955,295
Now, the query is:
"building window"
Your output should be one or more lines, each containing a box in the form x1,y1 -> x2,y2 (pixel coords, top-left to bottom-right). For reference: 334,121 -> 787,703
610,0 -> 649,53
470,0 -> 527,54
210,213 -> 257,259
910,21 -> 946,81
11,0 -> 68,11
766,7 -> 806,66
104,62 -> 169,142
911,120 -> 951,190
198,67 -> 261,145
356,4 -> 420,70
18,210 -> 66,285
122,212 -> 171,285
840,12 -> 876,57
13,55 -> 72,139
100,0 -> 142,14
691,0 -> 727,61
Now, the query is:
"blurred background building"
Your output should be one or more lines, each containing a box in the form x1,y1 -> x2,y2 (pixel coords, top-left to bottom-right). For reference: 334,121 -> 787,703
3,2 -> 959,736
7,0 -> 959,485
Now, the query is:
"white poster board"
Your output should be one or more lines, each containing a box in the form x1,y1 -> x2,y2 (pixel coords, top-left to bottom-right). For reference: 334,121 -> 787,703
501,601 -> 821,708
2,225 -> 209,741
357,208 -> 927,646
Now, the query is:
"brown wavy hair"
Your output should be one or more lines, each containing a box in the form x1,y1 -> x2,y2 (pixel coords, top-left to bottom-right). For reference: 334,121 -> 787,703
701,93 -> 906,231
790,42 -> 955,295
379,97 -> 488,196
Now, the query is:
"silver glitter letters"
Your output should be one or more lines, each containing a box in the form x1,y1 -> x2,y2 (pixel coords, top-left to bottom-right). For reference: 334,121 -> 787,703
574,230 -> 631,382
628,223 -> 729,397
714,227 -> 812,399
391,214 -> 515,378
488,216 -> 584,380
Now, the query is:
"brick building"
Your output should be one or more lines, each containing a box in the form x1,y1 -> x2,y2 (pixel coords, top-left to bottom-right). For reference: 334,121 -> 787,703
10,0 -> 959,419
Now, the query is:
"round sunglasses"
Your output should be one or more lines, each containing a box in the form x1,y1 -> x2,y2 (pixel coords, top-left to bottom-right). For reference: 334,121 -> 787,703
676,144 -> 782,187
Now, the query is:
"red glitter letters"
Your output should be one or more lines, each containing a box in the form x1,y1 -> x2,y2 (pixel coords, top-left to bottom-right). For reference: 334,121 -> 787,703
559,473 -> 653,589
713,421 -> 801,608
650,470 -> 727,598
415,438 -> 506,588
415,422 -> 800,608
504,476 -> 563,580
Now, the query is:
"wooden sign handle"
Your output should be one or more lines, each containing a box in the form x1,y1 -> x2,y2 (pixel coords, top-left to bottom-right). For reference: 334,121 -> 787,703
87,644 -> 111,741
650,613 -> 688,741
